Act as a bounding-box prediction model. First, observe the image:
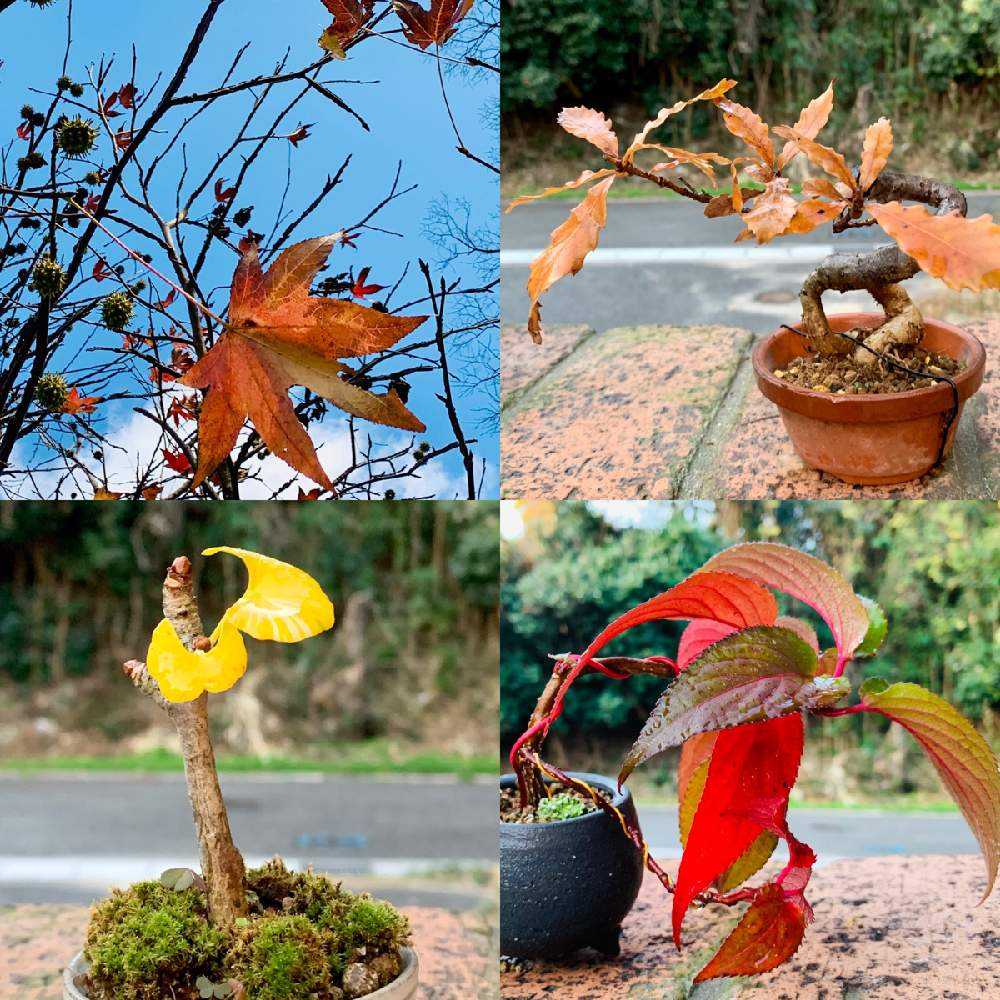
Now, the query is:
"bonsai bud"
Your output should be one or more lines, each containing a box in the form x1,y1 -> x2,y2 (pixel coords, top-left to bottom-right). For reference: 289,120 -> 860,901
56,116 -> 99,158
101,290 -> 134,331
34,373 -> 69,411
29,257 -> 66,299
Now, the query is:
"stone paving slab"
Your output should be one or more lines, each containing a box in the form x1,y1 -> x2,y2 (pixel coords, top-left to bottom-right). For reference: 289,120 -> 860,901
500,855 -> 999,1000
0,901 -> 497,1000
501,325 -> 752,499
500,321 -> 998,499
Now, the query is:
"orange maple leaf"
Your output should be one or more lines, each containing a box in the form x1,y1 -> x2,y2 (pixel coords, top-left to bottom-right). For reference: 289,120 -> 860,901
322,0 -> 372,44
62,388 -> 101,414
393,0 -> 472,49
180,236 -> 427,490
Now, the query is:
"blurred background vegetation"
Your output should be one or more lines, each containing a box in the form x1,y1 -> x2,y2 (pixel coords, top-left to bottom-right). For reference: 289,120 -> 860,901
0,501 -> 498,773
501,0 -> 1000,194
501,500 -> 999,805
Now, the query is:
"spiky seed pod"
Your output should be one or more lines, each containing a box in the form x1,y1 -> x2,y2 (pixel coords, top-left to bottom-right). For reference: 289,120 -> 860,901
17,152 -> 46,171
130,280 -> 146,294
35,374 -> 69,411
30,257 -> 65,299
56,116 -> 99,158
83,171 -> 100,185
20,104 -> 35,120
28,0 -> 58,7
101,291 -> 134,331
70,83 -> 84,98
56,75 -> 72,92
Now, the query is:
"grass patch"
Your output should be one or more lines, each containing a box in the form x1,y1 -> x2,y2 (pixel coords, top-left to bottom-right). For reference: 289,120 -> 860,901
1,741 -> 497,779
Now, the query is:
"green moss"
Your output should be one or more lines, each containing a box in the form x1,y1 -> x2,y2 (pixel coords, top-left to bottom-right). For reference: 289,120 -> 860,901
321,895 -> 410,979
537,792 -> 590,822
227,915 -> 332,999
84,882 -> 226,1000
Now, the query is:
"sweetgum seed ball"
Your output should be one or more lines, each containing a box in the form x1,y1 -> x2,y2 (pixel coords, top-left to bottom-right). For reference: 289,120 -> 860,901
30,257 -> 65,299
57,116 -> 99,158
101,291 -> 134,331
35,374 -> 69,411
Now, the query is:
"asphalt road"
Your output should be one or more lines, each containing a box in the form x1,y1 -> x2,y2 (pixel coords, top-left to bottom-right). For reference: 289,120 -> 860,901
637,803 -> 979,861
0,773 -> 496,907
500,192 -> 1000,335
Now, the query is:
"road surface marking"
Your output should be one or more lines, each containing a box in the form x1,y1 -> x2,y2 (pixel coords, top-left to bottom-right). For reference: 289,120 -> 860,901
501,244 -> 872,266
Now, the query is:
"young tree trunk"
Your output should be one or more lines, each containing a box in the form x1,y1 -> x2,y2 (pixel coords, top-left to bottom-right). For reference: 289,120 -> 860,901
799,170 -> 967,357
125,556 -> 247,928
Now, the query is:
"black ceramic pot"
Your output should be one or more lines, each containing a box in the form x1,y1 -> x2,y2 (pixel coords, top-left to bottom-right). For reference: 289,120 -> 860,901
500,771 -> 645,959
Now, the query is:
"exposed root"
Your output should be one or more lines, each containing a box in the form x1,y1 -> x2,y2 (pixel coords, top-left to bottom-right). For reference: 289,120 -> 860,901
852,284 -> 923,365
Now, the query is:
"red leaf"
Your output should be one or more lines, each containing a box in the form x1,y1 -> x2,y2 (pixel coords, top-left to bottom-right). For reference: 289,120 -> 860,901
114,130 -> 134,150
677,619 -> 737,670
156,289 -> 177,309
393,0 -> 472,49
61,388 -> 101,414
162,448 -> 191,474
287,124 -> 312,147
673,714 -> 804,947
16,122 -> 32,140
118,83 -> 138,109
214,177 -> 237,203
167,395 -> 197,426
297,486 -> 323,500
337,229 -> 359,249
85,195 -> 101,214
321,0 -> 373,44
694,883 -> 810,982
92,259 -> 110,282
351,266 -> 385,299
703,543 -> 869,663
141,485 -> 163,500
99,93 -> 122,118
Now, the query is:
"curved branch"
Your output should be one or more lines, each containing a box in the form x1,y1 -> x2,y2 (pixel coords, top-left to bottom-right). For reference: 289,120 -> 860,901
799,171 -> 967,354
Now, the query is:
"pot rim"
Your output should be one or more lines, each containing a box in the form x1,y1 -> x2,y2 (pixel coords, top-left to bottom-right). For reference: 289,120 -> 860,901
63,946 -> 419,1000
753,313 -> 986,423
499,770 -> 630,828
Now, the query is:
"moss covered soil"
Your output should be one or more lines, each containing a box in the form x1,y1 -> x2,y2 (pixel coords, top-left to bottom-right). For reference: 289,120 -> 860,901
82,859 -> 411,1000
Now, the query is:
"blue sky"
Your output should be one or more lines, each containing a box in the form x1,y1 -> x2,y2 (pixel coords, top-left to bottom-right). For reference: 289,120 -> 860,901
3,0 -> 498,498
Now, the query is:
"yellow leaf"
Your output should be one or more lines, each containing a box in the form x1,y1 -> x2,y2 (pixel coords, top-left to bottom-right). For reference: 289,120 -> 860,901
204,546 -> 335,643
146,617 -> 248,703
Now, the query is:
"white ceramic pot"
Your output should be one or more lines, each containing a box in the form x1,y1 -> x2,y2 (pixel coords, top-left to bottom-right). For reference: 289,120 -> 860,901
64,946 -> 419,999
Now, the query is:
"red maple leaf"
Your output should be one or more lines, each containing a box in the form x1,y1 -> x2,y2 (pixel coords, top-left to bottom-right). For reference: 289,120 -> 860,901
350,266 -> 385,299
117,83 -> 138,109
336,229 -> 359,249
16,122 -> 32,140
179,235 -> 427,489
99,92 -> 122,118
393,0 -> 472,49
84,195 -> 102,214
141,484 -> 163,500
214,177 -> 237,203
61,387 -> 101,415
287,124 -> 312,147
114,130 -> 134,151
92,259 -> 110,282
297,486 -> 324,500
162,448 -> 191,474
322,0 -> 373,44
167,394 -> 197,426
156,289 -> 177,309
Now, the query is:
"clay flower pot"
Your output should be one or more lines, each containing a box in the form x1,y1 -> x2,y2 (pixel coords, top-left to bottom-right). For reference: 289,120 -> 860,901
753,313 -> 986,485
500,771 -> 645,959
63,946 -> 419,1000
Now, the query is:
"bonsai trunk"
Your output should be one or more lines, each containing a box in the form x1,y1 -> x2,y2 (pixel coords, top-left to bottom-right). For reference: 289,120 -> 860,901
124,556 -> 247,928
799,170 -> 967,359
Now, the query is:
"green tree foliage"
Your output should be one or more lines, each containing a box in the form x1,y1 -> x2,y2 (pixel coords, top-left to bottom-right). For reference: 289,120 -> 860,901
501,501 -> 998,746
0,501 -> 499,750
501,0 -> 1000,148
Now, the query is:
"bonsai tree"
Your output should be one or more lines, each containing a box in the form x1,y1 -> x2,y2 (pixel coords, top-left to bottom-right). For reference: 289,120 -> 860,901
509,542 -> 1000,983
508,80 -> 1000,364
77,546 -> 411,1000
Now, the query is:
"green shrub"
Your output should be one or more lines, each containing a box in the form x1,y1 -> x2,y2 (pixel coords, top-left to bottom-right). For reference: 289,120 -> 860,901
537,792 -> 590,822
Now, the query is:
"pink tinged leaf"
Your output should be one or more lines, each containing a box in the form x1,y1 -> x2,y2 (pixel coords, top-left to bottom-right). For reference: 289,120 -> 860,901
677,619 -> 737,670
860,679 -> 1000,898
702,543 -> 869,663
619,626 -> 818,784
694,883 -> 811,982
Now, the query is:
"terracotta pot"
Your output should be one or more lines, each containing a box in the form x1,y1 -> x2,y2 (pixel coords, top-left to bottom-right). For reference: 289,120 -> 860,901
753,314 -> 986,485
500,771 -> 644,959
63,946 -> 419,1000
